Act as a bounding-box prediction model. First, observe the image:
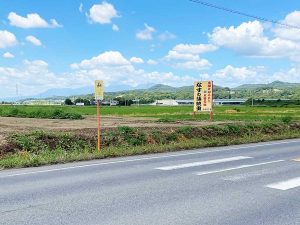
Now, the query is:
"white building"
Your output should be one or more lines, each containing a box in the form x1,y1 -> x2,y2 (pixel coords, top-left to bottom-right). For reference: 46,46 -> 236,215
151,100 -> 179,106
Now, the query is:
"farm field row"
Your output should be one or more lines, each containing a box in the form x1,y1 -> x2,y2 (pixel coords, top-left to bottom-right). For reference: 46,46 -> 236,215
1,105 -> 300,122
1,105 -> 300,169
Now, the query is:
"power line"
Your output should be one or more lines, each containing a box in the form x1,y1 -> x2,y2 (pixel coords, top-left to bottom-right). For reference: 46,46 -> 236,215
189,0 -> 300,30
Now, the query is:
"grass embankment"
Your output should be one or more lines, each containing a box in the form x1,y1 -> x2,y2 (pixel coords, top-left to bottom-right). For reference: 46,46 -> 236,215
0,107 -> 82,119
1,122 -> 300,169
1,105 -> 300,122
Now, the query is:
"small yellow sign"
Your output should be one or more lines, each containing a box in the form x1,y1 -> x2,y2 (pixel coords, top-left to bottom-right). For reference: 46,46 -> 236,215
94,80 -> 104,100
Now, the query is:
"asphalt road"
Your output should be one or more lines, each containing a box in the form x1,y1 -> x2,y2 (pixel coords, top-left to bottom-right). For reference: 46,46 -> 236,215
1,139 -> 300,225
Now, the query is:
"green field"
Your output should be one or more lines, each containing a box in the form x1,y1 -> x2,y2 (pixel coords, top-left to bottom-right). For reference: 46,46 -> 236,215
1,104 -> 300,122
2,104 -> 300,169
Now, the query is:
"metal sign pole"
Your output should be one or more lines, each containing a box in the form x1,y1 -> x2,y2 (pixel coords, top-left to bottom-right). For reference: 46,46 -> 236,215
94,80 -> 104,154
97,99 -> 101,153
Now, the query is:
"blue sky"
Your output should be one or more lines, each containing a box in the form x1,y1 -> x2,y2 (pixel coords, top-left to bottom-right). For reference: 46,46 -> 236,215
1,0 -> 300,97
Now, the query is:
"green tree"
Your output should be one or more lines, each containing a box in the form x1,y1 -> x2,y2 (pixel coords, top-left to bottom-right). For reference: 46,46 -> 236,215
64,98 -> 73,105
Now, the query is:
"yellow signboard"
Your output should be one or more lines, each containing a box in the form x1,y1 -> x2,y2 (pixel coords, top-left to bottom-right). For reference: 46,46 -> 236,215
194,81 -> 213,112
94,80 -> 104,100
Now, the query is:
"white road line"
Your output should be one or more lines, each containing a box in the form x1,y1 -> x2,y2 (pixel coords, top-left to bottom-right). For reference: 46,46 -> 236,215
0,139 -> 299,178
156,156 -> 252,171
266,177 -> 300,190
195,160 -> 285,176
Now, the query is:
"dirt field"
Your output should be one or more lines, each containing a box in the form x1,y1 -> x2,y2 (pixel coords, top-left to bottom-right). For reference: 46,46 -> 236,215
0,115 -> 226,131
0,115 -> 229,140
0,115 -> 234,158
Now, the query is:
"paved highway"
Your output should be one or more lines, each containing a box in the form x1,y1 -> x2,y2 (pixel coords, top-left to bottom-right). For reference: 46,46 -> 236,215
1,139 -> 300,225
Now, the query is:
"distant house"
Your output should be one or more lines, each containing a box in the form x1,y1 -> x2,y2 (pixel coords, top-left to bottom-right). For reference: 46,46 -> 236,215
22,99 -> 64,105
213,99 -> 247,105
176,100 -> 194,105
150,99 -> 247,106
75,103 -> 85,106
100,100 -> 119,106
101,100 -> 111,106
110,100 -> 119,106
151,100 -> 179,106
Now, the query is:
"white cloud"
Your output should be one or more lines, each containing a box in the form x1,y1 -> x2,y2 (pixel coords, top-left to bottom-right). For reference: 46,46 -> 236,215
175,60 -> 212,70
88,1 -> 119,24
0,67 -> 189,97
207,65 -> 300,87
159,31 -> 176,41
49,19 -> 62,28
3,51 -> 300,98
136,24 -> 155,40
273,11 -> 300,41
79,3 -> 84,13
202,65 -> 266,87
130,57 -> 144,64
165,51 -> 200,61
112,24 -> 119,31
0,30 -> 18,48
70,51 -> 131,69
69,51 -> 197,90
272,67 -> 300,83
0,53 -> 198,98
214,65 -> 260,80
0,60 -> 58,96
147,59 -> 158,65
26,35 -> 42,46
3,52 -> 15,58
173,43 -> 217,55
209,20 -> 300,60
8,12 -> 62,28
23,60 -> 49,74
165,43 -> 215,70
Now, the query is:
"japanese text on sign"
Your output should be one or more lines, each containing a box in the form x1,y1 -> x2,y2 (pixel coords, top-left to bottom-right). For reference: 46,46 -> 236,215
94,80 -> 104,100
194,81 -> 213,112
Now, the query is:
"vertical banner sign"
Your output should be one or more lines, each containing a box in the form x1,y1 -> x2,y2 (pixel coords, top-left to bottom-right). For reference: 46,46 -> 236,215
194,81 -> 213,112
194,81 -> 202,112
94,80 -> 104,153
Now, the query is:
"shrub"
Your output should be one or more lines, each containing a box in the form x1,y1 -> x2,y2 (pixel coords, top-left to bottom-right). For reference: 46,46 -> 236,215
282,116 -> 292,124
0,107 -> 83,120
233,107 -> 241,112
118,126 -> 146,146
177,126 -> 194,138
223,124 -> 241,134
9,108 -> 20,116
166,132 -> 178,142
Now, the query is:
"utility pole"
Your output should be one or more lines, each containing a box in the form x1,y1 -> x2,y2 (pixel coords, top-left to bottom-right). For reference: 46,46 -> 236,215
252,90 -> 254,107
15,84 -> 18,105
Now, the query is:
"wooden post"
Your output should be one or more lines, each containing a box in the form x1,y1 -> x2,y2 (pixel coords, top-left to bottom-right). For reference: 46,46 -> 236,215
96,100 -> 101,153
210,110 -> 213,122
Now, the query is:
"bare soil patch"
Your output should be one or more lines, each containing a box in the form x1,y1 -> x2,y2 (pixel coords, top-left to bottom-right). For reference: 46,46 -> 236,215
0,115 -> 230,139
0,116 -> 227,131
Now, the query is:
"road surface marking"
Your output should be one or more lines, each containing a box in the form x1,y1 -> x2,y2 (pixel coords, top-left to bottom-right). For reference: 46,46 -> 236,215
266,177 -> 300,190
155,156 -> 251,171
195,160 -> 285,176
293,158 -> 300,162
0,139 -> 299,178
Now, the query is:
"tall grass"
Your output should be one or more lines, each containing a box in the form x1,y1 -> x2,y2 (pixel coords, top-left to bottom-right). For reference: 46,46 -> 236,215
0,107 -> 82,120
1,105 -> 300,122
1,122 -> 300,169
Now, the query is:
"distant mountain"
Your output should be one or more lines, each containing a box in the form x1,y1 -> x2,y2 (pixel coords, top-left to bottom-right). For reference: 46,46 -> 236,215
38,86 -> 94,98
2,81 -> 300,103
147,84 -> 178,92
234,81 -> 300,90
